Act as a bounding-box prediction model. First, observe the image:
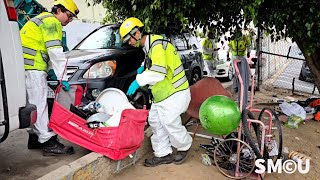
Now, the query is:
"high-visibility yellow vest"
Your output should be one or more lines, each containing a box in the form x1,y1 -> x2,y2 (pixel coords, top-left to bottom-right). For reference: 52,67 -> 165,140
229,35 -> 251,57
20,12 -> 63,71
145,35 -> 189,103
201,37 -> 213,60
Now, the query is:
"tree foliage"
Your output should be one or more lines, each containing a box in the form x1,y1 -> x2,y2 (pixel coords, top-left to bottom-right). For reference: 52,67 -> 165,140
90,0 -> 320,89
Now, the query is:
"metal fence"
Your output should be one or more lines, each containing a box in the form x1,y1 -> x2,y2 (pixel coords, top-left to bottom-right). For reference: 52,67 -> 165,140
256,31 -> 318,95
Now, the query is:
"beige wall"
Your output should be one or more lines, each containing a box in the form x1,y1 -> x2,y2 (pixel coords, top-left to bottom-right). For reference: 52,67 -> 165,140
37,0 -> 105,23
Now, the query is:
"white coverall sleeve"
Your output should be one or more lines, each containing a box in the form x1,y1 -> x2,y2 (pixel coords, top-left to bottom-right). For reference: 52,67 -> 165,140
47,47 -> 68,81
136,70 -> 165,87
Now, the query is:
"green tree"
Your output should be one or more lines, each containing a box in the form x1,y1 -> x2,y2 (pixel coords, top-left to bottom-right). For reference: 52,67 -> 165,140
91,0 -> 320,89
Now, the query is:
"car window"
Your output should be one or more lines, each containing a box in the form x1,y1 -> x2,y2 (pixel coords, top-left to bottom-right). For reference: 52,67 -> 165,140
184,33 -> 199,50
172,34 -> 188,51
75,26 -> 122,50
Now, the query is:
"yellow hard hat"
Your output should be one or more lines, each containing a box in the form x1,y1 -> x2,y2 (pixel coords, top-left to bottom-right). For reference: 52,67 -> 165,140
53,0 -> 79,17
120,17 -> 144,43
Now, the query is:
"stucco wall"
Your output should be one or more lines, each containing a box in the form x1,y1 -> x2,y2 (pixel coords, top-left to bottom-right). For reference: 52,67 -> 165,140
37,0 -> 105,23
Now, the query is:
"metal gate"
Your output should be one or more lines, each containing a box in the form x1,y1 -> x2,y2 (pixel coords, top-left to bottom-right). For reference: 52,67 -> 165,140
255,30 -> 318,95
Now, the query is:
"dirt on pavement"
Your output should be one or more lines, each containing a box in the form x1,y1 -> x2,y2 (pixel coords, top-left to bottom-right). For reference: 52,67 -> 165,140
115,87 -> 320,180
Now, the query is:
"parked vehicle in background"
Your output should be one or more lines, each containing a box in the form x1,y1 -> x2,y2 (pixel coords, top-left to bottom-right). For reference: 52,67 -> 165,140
47,25 -> 203,110
214,49 -> 233,81
164,30 -> 204,85
299,61 -> 313,83
0,0 -> 36,143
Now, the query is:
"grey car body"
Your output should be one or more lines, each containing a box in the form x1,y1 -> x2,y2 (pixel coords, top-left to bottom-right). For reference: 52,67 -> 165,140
48,24 -> 203,109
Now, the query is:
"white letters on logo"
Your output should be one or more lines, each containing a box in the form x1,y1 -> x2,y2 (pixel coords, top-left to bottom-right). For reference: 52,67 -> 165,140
254,159 -> 310,174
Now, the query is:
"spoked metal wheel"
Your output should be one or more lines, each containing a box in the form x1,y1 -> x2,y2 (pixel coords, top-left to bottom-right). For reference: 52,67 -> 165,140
214,138 -> 256,179
257,108 -> 283,163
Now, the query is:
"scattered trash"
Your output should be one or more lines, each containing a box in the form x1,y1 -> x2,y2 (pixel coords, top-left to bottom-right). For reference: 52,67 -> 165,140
288,151 -> 311,166
285,115 -> 303,129
295,137 -> 300,141
201,154 -> 212,166
272,98 -> 284,103
279,102 -> 306,120
282,147 -> 289,160
284,96 -> 297,102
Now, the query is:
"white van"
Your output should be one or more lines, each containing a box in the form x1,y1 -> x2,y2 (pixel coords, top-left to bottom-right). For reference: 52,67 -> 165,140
0,0 -> 36,143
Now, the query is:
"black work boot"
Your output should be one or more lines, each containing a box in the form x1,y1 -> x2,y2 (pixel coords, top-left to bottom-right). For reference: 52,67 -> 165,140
144,154 -> 173,167
28,133 -> 43,149
174,150 -> 189,165
42,136 -> 75,156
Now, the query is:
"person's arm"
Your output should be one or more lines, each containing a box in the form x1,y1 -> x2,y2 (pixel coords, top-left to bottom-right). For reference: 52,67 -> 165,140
136,44 -> 166,86
227,41 -> 233,58
42,21 -> 67,81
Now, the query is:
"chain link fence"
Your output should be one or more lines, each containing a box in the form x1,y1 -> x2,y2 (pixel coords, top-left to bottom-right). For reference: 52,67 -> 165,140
256,31 -> 318,95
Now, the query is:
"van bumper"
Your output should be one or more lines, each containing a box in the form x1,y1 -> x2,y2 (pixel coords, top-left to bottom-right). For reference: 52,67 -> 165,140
19,104 -> 37,129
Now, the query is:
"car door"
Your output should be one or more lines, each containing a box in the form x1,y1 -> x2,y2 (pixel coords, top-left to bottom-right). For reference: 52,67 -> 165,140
184,32 -> 204,72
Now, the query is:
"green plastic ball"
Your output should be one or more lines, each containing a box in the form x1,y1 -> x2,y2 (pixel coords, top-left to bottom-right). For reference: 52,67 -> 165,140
199,95 -> 241,135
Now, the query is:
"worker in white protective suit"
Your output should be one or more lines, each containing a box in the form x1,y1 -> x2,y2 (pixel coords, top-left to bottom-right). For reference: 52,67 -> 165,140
120,17 -> 193,167
20,0 -> 79,156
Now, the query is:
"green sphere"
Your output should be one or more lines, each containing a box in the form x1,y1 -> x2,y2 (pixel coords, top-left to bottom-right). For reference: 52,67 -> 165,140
199,95 -> 241,135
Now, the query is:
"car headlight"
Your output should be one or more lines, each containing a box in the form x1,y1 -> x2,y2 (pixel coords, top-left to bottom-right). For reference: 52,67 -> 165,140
83,60 -> 117,79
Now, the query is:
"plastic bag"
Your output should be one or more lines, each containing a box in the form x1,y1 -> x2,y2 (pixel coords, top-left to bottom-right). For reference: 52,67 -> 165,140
285,114 -> 303,129
279,102 -> 306,120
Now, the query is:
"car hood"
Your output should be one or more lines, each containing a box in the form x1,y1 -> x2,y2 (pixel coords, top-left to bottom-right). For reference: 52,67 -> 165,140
65,49 -> 125,64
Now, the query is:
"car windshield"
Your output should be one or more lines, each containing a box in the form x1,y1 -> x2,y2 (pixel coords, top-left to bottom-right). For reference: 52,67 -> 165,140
74,26 -> 122,50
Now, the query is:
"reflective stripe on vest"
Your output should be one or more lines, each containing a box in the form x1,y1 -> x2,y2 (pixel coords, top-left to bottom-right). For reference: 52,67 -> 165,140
149,65 -> 167,74
31,14 -> 54,26
23,47 -> 37,56
146,35 -> 189,102
22,13 -> 58,69
45,40 -> 62,49
23,46 -> 49,65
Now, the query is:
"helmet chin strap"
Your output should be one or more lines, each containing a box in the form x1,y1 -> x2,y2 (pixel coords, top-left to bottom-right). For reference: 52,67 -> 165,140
130,32 -> 142,47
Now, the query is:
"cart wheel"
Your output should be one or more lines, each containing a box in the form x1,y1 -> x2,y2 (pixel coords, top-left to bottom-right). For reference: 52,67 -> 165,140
241,109 -> 264,159
214,138 -> 256,179
257,108 -> 283,163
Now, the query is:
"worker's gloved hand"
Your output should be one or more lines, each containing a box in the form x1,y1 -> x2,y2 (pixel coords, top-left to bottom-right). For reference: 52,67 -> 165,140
48,69 -> 57,80
126,80 -> 139,96
61,80 -> 70,92
137,66 -> 145,74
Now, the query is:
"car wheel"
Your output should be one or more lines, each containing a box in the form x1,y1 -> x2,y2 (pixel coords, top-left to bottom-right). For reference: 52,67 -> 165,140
298,70 -> 306,81
226,65 -> 233,81
190,69 -> 201,85
128,89 -> 150,109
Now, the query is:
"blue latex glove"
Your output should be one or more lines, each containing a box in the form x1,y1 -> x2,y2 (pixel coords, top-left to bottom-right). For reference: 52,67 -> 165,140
137,66 -> 145,74
61,80 -> 70,92
48,69 -> 57,80
126,80 -> 139,96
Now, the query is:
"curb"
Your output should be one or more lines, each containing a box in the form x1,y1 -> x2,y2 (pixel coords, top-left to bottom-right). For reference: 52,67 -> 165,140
38,128 -> 153,180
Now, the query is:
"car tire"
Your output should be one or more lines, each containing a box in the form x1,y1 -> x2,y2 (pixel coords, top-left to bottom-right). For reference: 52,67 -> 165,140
190,68 -> 201,85
226,65 -> 233,81
129,89 -> 150,109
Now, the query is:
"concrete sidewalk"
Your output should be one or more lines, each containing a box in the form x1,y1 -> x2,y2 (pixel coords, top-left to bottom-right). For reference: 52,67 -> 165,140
0,128 -> 152,180
0,129 -> 90,180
